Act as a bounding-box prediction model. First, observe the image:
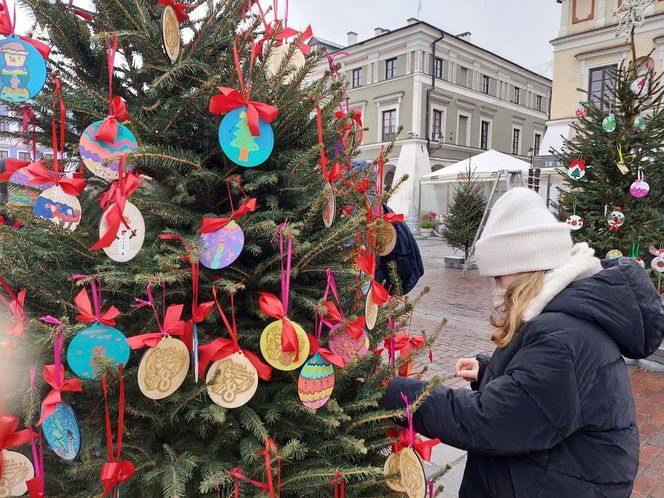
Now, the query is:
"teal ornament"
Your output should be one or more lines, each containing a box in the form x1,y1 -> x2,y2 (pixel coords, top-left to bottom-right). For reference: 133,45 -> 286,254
0,36 -> 47,103
634,115 -> 647,132
42,402 -> 81,461
66,323 -> 130,379
218,106 -> 274,167
602,114 -> 616,133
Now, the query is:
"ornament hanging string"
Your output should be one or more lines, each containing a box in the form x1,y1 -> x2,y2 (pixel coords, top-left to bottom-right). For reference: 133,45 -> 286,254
22,106 -> 37,161
332,469 -> 346,498
95,34 -> 130,143
257,438 -> 280,498
0,276 -> 26,337
0,0 -> 51,56
312,101 -> 341,183
225,175 -> 248,213
26,429 -> 45,498
198,197 -> 256,233
229,467 -> 269,497
128,283 -> 186,349
71,275 -> 120,326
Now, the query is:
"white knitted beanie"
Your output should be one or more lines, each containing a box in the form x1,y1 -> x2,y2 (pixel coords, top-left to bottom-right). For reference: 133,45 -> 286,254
475,188 -> 573,277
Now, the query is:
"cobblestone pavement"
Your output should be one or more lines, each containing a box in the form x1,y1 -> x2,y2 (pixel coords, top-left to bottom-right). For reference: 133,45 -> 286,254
410,237 -> 664,498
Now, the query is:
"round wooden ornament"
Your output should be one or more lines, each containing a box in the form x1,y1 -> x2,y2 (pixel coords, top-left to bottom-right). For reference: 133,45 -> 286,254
399,447 -> 426,498
79,120 -> 138,180
33,185 -> 82,231
137,337 -> 190,400
376,221 -> 397,256
66,323 -> 131,380
0,450 -> 34,497
365,290 -> 379,331
265,42 -> 306,84
161,5 -> 181,62
322,182 -> 335,228
383,451 -> 406,492
41,402 -> 81,461
100,201 -> 145,263
0,36 -> 47,103
259,319 -> 310,371
206,352 -> 258,408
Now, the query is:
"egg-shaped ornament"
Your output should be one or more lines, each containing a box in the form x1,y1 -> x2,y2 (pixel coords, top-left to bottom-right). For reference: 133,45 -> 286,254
0,450 -> 34,497
66,323 -> 131,380
634,115 -> 647,132
630,174 -> 650,198
365,290 -> 379,330
218,106 -> 274,167
160,4 -> 181,62
651,256 -> 664,273
566,214 -> 583,231
259,319 -> 310,371
607,210 -> 625,231
631,75 -> 648,95
575,104 -> 587,119
33,186 -> 82,231
79,120 -> 138,180
264,42 -> 306,84
322,182 -> 336,228
137,337 -> 190,400
567,159 -> 585,180
298,352 -> 335,410
198,220 -> 244,270
0,36 -> 47,103
602,114 -> 617,133
99,201 -> 145,262
606,249 -> 623,260
206,351 -> 259,408
41,402 -> 81,461
328,328 -> 370,364
7,166 -> 54,206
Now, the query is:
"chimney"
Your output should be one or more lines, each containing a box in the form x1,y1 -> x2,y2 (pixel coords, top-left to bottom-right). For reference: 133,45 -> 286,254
374,27 -> 388,36
347,31 -> 358,45
457,31 -> 472,43
407,17 -> 418,25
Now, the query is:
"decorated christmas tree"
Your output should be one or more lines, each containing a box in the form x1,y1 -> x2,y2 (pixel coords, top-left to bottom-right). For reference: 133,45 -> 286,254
0,0 -> 442,496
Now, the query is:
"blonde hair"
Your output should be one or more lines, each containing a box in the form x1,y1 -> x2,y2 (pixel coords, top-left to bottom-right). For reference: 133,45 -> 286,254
490,271 -> 545,348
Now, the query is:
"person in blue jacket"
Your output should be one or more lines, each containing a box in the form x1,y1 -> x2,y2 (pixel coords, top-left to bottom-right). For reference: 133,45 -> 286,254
383,188 -> 664,498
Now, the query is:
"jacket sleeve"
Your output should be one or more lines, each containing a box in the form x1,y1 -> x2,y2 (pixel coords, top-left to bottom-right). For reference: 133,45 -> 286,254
383,332 -> 582,456
470,354 -> 490,391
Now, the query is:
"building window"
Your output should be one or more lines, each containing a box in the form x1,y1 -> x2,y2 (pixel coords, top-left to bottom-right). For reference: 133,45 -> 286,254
536,95 -> 543,111
385,58 -> 397,80
481,75 -> 490,94
588,65 -> 617,112
382,109 -> 396,142
534,133 -> 541,155
432,110 -> 443,140
0,150 -> 8,159
513,87 -> 520,105
480,120 -> 491,150
457,115 -> 469,146
512,128 -> 521,155
18,151 -> 31,161
352,68 -> 361,88
434,57 -> 443,79
0,121 -> 8,132
456,66 -> 469,87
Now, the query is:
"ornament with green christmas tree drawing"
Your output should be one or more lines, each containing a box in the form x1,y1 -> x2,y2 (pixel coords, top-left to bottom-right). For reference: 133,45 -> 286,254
568,159 -> 586,180
218,106 -> 274,167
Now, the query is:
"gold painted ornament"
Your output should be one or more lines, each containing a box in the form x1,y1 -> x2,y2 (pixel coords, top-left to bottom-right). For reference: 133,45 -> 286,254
137,337 -> 190,400
383,451 -> 406,492
376,220 -> 397,256
399,447 -> 427,498
260,319 -> 310,371
206,352 -> 259,408
0,450 -> 34,498
161,5 -> 181,62
365,290 -> 379,331
322,182 -> 335,228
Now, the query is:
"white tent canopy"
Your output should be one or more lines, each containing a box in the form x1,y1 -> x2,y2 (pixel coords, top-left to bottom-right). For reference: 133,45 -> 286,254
421,149 -> 533,184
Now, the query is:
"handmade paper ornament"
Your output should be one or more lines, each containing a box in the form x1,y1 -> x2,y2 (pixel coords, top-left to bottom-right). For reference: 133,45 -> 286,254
631,75 -> 648,95
41,402 -> 80,461
33,185 -> 82,231
137,337 -> 189,400
602,113 -> 616,133
265,42 -> 306,84
651,256 -> 664,273
607,210 -> 625,231
160,5 -> 181,62
260,319 -> 309,371
0,36 -> 47,103
566,214 -> 583,231
328,328 -> 370,364
298,352 -> 335,410
606,249 -> 623,260
399,447 -> 426,498
384,451 -> 406,492
376,220 -> 398,256
575,102 -> 588,119
634,114 -> 647,132
6,166 -> 53,206
630,171 -> 649,198
616,144 -> 629,175
365,290 -> 379,330
218,107 -> 274,167
0,450 -> 34,497
79,120 -> 138,180
100,201 -> 145,262
322,182 -> 335,228
67,323 -> 130,380
206,351 -> 259,408
567,159 -> 585,180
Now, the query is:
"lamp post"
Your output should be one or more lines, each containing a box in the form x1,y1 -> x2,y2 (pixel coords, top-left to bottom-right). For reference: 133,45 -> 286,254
527,146 -> 540,193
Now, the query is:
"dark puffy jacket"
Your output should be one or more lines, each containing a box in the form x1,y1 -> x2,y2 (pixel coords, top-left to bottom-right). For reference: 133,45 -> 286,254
384,258 -> 664,498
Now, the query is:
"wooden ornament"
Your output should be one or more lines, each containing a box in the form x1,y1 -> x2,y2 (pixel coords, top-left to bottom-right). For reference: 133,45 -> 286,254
399,447 -> 426,498
265,42 -> 306,84
0,450 -> 34,497
161,5 -> 181,62
376,221 -> 397,256
259,319 -> 310,371
100,201 -> 145,263
365,290 -> 379,331
383,451 -> 406,492
322,182 -> 335,228
137,337 -> 190,400
33,186 -> 82,231
206,352 -> 258,408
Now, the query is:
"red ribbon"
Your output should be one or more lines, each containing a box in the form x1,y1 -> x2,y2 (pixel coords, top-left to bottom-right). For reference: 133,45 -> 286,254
0,158 -> 29,181
38,365 -> 83,425
101,366 -> 134,497
96,97 -> 130,144
26,475 -> 45,498
307,334 -> 345,368
74,287 -> 120,326
0,415 -> 32,479
229,467 -> 269,497
26,161 -> 86,196
332,469 -> 346,498
198,197 -> 257,233
90,157 -> 141,251
353,252 -> 375,278
383,213 -> 404,223
370,280 -> 389,306
209,87 -> 279,137
387,427 -> 440,462
0,0 -> 51,57
198,337 -> 272,381
335,108 -> 364,152
256,438 -> 280,498
393,334 -> 425,359
127,304 -> 186,349
346,315 -> 366,340
253,20 -> 313,58
0,277 -> 26,337
156,0 -> 189,22
258,292 -> 300,363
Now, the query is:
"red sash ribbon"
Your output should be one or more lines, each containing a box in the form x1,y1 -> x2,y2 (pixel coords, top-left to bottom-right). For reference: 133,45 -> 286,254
0,0 -> 51,57
0,276 -> 26,337
38,364 -> 83,425
0,415 -> 32,479
198,337 -> 272,381
332,469 -> 346,498
0,158 -> 29,181
198,197 -> 257,233
26,161 -> 86,196
129,283 -> 186,349
209,87 -> 278,137
74,283 -> 120,327
156,0 -> 190,22
95,35 -> 130,144
26,428 -> 44,498
229,467 -> 269,497
387,427 -> 440,462
258,292 -> 300,363
306,335 -> 345,368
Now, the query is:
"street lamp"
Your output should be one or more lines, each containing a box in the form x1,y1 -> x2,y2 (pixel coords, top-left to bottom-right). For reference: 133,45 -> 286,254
527,146 -> 538,192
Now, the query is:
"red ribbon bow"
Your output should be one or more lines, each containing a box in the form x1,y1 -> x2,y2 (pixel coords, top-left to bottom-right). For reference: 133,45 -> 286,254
392,334 -> 426,358
387,427 -> 440,462
346,315 -> 366,340
95,96 -> 130,144
198,337 -> 272,381
0,277 -> 27,337
258,292 -> 301,363
101,461 -> 135,496
253,22 -> 313,58
370,280 -> 389,306
156,0 -> 189,22
0,415 -> 32,479
307,334 -> 345,368
0,0 -> 51,58
209,87 -> 279,137
26,161 -> 86,196
74,288 -> 120,326
127,304 -> 186,349
354,252 -> 375,278
383,213 -> 404,223
229,467 -> 269,496
0,158 -> 30,181
38,365 -> 83,425
26,475 -> 45,498
198,197 -> 257,233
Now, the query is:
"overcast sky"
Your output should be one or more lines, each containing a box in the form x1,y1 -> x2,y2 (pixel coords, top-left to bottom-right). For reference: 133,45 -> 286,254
286,0 -> 562,77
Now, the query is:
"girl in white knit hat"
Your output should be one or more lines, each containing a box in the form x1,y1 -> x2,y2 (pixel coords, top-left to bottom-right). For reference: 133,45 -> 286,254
384,187 -> 664,498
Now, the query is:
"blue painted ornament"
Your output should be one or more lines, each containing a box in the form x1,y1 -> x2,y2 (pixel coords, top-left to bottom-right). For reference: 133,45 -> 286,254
218,107 -> 274,167
602,114 -> 616,133
42,402 -> 81,461
66,323 -> 130,380
0,36 -> 47,103
298,352 -> 335,409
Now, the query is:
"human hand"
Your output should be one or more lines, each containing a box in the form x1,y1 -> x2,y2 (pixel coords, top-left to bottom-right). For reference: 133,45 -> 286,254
455,357 -> 479,382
